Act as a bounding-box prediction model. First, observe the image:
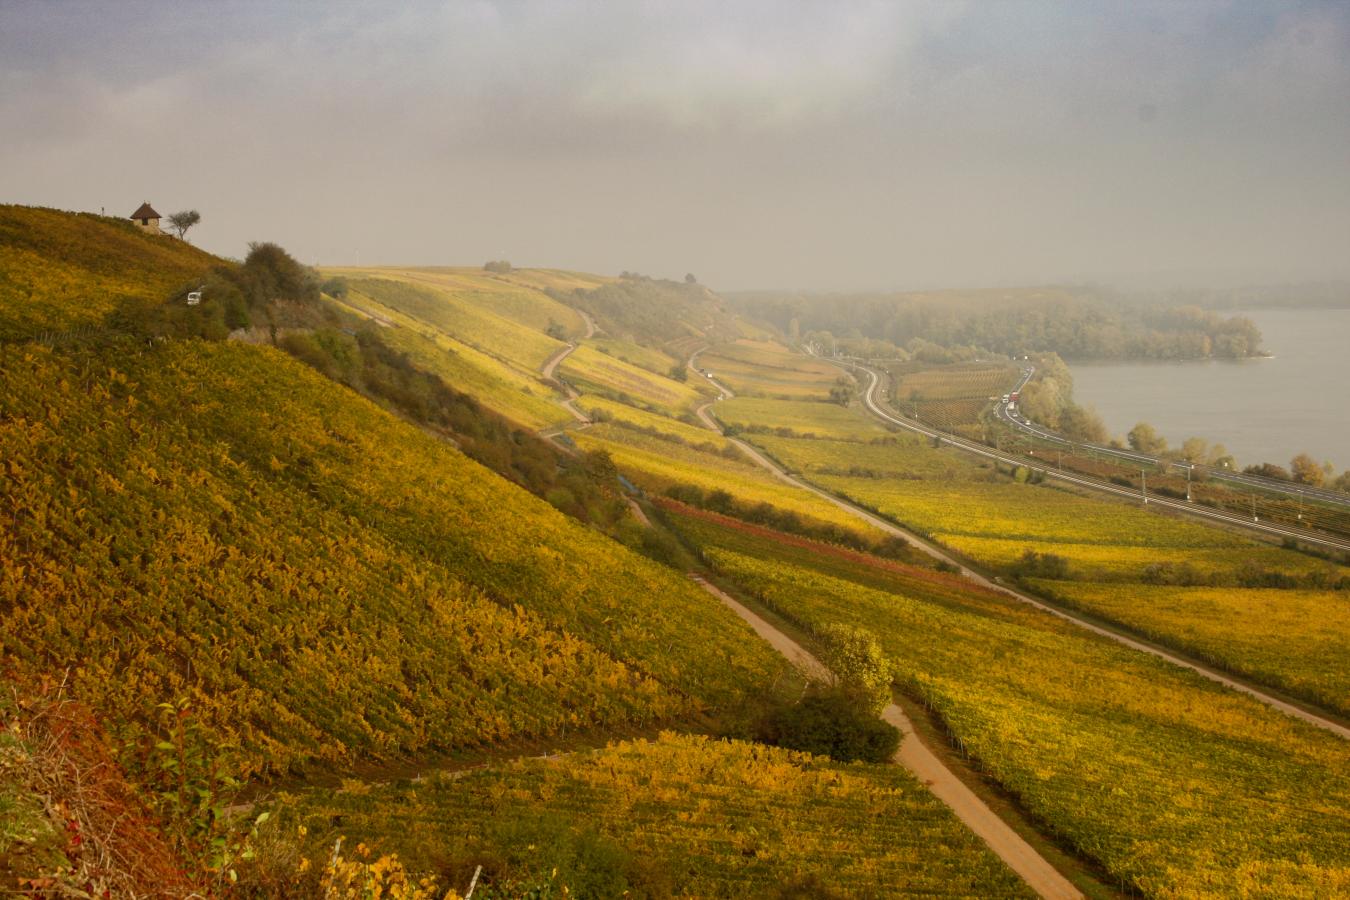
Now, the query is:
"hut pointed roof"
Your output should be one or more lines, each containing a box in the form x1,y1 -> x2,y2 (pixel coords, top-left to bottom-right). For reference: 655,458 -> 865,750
130,202 -> 160,220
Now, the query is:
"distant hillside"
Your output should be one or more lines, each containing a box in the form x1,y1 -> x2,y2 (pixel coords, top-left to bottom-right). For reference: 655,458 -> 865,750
0,204 -> 219,339
553,274 -> 740,345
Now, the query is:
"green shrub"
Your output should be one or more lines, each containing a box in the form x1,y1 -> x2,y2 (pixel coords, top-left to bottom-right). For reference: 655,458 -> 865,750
755,685 -> 900,763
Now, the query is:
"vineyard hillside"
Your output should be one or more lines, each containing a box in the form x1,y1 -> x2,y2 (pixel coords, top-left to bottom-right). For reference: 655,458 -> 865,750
0,337 -> 784,780
0,204 -> 220,340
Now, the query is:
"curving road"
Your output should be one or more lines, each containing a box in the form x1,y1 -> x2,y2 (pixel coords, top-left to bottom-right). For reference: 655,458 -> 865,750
691,574 -> 1082,900
850,362 -> 1350,553
692,362 -> 1350,740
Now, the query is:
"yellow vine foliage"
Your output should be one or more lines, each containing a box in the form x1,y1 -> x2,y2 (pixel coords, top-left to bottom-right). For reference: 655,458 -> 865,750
676,512 -> 1350,898
0,339 -> 782,778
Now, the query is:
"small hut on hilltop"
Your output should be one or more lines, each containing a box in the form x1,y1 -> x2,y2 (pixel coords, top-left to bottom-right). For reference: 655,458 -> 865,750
129,202 -> 161,233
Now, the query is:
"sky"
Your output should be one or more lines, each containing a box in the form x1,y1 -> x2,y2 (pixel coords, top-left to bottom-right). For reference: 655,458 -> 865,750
2,0 -> 1348,291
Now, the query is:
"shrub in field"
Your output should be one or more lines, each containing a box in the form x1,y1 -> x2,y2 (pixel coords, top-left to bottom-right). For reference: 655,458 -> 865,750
755,685 -> 900,763
817,623 -> 892,714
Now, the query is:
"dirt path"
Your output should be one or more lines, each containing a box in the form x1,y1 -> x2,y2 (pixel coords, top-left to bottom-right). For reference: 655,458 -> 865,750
577,309 -> 597,339
540,340 -> 590,426
690,575 -> 1081,900
693,368 -> 1350,741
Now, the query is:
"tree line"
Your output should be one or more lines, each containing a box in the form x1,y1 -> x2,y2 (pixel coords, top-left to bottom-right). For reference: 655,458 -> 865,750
737,288 -> 1264,361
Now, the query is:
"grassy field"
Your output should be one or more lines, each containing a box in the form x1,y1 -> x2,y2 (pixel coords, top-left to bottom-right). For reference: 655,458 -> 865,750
672,510 -> 1350,898
1031,580 -> 1350,717
561,345 -> 709,415
699,340 -> 841,399
716,397 -> 890,440
819,476 -> 1246,548
891,362 -> 1019,401
336,275 -> 566,371
331,284 -> 571,429
0,340 -> 784,779
571,425 -> 887,537
0,205 -> 220,340
333,266 -> 590,338
586,337 -> 680,376
754,433 -> 976,481
284,733 -> 1032,898
576,395 -> 734,452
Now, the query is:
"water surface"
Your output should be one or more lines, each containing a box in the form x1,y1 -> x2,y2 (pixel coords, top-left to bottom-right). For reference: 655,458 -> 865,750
1069,309 -> 1350,472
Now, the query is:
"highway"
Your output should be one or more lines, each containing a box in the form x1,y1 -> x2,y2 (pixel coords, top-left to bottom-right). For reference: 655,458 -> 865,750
844,361 -> 1350,554
992,368 -> 1350,509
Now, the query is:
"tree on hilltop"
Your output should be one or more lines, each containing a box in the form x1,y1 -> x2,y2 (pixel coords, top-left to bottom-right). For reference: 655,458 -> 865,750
167,209 -> 201,241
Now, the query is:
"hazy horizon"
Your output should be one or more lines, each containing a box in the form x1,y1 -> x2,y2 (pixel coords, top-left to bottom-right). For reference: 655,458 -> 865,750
3,1 -> 1348,292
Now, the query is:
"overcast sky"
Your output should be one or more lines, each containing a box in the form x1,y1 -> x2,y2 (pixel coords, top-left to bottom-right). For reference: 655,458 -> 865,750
2,1 -> 1347,291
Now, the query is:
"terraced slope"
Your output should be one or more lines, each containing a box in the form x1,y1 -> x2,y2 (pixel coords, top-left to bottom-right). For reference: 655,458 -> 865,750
334,282 -> 572,429
698,340 -> 840,400
0,340 -> 783,778
337,275 -> 566,370
561,344 -> 709,416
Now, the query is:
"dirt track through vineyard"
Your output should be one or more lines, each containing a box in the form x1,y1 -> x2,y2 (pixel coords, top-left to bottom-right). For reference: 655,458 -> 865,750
690,575 -> 1081,900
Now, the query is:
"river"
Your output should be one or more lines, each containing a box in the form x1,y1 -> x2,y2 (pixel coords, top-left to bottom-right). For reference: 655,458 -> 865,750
1068,308 -> 1350,473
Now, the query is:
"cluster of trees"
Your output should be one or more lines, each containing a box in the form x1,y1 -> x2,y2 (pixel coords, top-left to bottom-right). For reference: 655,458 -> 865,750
1015,354 -> 1110,443
483,259 -> 513,273
1126,422 -> 1350,491
805,330 -> 987,364
119,240 -> 323,340
1244,455 -> 1350,491
828,376 -> 855,406
738,289 -> 1265,361
755,625 -> 899,763
1125,424 -> 1236,469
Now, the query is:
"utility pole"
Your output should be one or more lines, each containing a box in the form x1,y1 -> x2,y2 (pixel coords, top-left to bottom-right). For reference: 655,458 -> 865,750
1141,469 -> 1148,504
1185,465 -> 1192,502
1252,493 -> 1258,523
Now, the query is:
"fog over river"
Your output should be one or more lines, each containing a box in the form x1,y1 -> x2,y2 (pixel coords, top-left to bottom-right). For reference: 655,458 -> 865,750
1069,308 -> 1350,473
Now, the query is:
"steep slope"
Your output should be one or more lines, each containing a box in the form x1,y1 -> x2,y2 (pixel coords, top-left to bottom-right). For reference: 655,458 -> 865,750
0,338 -> 782,779
0,205 -> 219,339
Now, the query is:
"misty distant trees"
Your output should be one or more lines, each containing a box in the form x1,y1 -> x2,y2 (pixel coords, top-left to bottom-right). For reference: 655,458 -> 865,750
167,209 -> 200,240
829,377 -> 856,406
483,260 -> 513,274
732,291 -> 1266,362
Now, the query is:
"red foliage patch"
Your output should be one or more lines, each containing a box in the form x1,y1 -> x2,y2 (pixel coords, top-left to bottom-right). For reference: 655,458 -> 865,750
2,679 -> 197,898
656,498 -> 994,596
